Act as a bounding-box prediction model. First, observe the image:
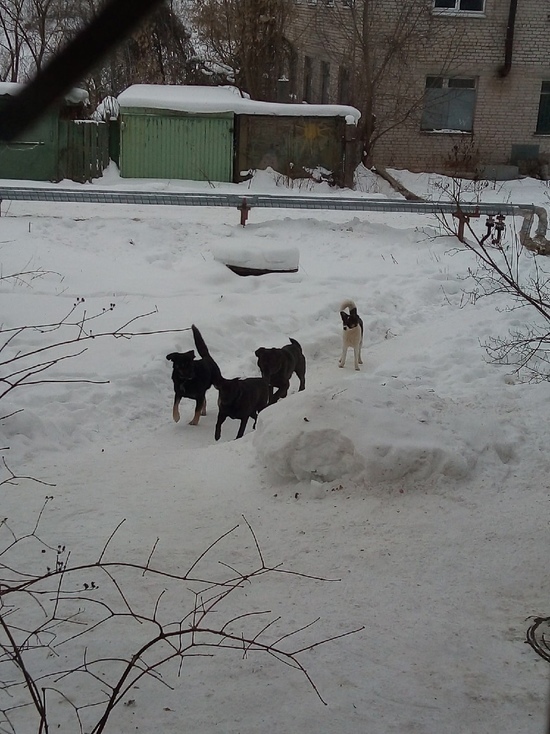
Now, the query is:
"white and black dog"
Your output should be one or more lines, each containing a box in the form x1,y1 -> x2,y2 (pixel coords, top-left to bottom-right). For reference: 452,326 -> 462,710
339,299 -> 363,370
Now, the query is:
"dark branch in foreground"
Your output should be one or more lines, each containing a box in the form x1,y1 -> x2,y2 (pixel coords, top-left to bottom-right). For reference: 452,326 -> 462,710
0,505 -> 363,733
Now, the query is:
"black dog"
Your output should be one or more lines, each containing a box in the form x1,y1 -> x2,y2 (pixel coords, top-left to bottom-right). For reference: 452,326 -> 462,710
192,325 -> 269,441
166,350 -> 215,426
255,339 -> 306,404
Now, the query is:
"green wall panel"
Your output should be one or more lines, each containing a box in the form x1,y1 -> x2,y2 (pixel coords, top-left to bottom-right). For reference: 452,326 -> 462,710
119,110 -> 234,182
0,99 -> 59,181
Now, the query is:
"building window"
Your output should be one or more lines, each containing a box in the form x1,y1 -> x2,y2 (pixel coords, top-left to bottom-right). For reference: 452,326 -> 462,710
536,81 -> 550,134
421,76 -> 476,132
303,56 -> 313,102
338,66 -> 351,105
433,0 -> 484,11
321,61 -> 330,104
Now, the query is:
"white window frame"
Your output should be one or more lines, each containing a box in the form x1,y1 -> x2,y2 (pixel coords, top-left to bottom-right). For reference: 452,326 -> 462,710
433,0 -> 485,16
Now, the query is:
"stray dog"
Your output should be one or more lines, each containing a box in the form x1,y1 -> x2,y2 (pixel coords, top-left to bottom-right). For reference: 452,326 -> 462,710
166,349 -> 215,426
255,339 -> 306,404
339,299 -> 363,370
192,325 -> 269,440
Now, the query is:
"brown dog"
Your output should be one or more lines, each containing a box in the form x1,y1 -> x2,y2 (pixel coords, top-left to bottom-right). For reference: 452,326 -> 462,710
255,339 -> 306,404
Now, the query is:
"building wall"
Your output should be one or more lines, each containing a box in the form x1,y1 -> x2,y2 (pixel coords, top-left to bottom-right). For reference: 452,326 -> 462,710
287,0 -> 550,174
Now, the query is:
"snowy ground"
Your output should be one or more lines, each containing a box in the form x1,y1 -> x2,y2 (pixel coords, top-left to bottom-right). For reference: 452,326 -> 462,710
0,165 -> 549,733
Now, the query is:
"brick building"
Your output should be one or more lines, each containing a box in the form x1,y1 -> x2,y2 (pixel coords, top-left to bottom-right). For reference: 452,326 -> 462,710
286,0 -> 550,175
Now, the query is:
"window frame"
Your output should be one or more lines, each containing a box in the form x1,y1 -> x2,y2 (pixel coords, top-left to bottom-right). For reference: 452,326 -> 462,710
303,56 -> 313,103
320,61 -> 330,104
536,81 -> 550,135
420,75 -> 477,134
433,0 -> 485,15
338,66 -> 351,106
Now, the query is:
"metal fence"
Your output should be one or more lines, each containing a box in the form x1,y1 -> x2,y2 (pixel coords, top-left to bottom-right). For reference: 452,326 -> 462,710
0,186 -> 536,216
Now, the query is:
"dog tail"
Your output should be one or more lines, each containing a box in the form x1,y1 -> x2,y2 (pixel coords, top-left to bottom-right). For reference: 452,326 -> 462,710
289,337 -> 303,351
340,299 -> 357,313
191,325 -> 224,387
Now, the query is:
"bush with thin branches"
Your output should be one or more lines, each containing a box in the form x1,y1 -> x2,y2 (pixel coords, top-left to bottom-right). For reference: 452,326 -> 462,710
0,505 -> 362,733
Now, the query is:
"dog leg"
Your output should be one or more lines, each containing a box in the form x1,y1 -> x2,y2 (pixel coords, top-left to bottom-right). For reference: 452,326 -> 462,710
215,412 -> 227,441
201,398 -> 207,416
189,398 -> 203,426
172,396 -> 181,423
236,417 -> 249,439
354,348 -> 360,370
339,345 -> 347,368
297,365 -> 306,391
358,338 -> 363,365
271,385 -> 288,404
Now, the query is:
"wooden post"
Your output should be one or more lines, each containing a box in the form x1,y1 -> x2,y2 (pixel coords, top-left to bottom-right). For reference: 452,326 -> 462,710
238,198 -> 251,226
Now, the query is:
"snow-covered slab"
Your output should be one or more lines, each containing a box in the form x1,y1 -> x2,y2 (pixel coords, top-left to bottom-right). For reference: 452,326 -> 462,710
117,84 -> 360,122
213,243 -> 299,275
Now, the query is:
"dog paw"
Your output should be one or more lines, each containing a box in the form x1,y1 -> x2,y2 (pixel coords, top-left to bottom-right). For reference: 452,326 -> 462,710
338,362 -> 344,368
355,366 -> 360,371
173,414 -> 180,423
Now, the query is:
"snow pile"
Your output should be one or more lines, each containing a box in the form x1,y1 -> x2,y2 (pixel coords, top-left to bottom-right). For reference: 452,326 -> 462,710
212,243 -> 299,272
255,378 -> 520,490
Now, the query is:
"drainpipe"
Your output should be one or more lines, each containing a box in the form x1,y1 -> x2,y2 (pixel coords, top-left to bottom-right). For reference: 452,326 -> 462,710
498,0 -> 518,77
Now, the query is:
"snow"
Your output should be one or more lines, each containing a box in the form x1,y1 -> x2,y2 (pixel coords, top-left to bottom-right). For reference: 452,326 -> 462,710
0,163 -> 549,733
213,242 -> 299,272
117,83 -> 361,121
0,81 -> 89,104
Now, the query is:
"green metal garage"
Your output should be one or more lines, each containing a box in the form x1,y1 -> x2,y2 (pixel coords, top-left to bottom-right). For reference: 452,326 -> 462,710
117,86 -> 236,182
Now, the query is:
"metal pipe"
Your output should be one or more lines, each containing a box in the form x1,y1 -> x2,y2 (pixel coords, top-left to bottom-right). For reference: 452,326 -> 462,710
499,0 -> 518,78
0,186 -> 536,217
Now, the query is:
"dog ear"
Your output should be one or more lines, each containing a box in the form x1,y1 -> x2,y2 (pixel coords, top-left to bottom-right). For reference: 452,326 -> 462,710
339,311 -> 347,322
255,348 -> 264,358
167,350 -> 195,362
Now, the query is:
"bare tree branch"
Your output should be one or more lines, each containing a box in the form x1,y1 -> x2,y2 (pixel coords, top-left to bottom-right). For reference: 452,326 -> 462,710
0,509 -> 363,733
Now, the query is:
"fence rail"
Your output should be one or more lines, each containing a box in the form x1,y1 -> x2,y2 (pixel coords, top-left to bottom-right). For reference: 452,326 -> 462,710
0,186 -> 537,217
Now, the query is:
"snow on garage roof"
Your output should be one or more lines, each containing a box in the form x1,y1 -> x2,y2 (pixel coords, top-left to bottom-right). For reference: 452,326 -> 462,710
0,82 -> 89,105
117,85 -> 361,123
